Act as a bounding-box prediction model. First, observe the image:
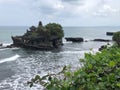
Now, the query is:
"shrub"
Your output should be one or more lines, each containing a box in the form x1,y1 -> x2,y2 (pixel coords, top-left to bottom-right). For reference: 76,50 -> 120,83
24,22 -> 64,39
112,31 -> 120,46
45,23 -> 64,38
28,45 -> 120,90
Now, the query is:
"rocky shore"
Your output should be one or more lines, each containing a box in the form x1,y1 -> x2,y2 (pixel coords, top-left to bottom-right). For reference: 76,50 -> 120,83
11,21 -> 64,50
65,37 -> 84,42
0,28 -> 117,50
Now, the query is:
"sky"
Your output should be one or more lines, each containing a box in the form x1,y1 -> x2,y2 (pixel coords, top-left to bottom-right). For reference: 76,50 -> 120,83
0,0 -> 120,26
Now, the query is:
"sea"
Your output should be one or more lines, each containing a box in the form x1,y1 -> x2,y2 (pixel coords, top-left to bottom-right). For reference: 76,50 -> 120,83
0,26 -> 120,90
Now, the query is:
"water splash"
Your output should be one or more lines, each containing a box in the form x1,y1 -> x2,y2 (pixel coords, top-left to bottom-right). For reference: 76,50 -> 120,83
0,55 -> 20,64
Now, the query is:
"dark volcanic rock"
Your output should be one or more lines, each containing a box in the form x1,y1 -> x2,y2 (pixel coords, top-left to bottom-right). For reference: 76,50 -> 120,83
29,26 -> 36,31
93,39 -> 111,42
65,37 -> 84,42
99,45 -> 107,51
11,21 -> 64,50
106,32 -> 114,36
0,43 -> 2,46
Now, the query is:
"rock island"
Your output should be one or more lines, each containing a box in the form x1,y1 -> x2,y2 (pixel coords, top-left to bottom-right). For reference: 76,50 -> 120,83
11,21 -> 64,50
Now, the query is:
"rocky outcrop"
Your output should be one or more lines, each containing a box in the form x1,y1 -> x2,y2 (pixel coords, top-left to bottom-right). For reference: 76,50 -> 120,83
99,45 -> 107,51
93,39 -> 111,42
11,21 -> 64,50
0,43 -> 2,46
65,37 -> 84,42
106,32 -> 115,36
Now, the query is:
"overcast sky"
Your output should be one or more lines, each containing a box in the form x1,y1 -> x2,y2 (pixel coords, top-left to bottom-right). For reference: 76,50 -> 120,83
0,0 -> 120,26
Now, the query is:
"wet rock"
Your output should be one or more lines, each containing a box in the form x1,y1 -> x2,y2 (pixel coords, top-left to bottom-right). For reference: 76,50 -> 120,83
65,37 -> 84,42
99,45 -> 107,51
93,39 -> 111,42
29,26 -> 36,31
11,21 -> 64,50
106,32 -> 115,36
0,43 -> 2,46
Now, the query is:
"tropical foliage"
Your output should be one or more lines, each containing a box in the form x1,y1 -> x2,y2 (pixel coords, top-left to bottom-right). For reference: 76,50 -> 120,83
112,31 -> 120,46
45,23 -> 64,38
24,22 -> 64,39
28,44 -> 120,90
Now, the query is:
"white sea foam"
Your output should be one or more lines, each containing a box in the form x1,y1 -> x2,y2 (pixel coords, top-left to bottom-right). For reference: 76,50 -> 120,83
11,47 -> 20,50
84,39 -> 92,41
63,41 -> 72,44
0,47 -> 20,51
60,48 -> 99,54
3,43 -> 12,47
0,43 -> 11,51
0,54 -> 20,64
0,48 -> 9,51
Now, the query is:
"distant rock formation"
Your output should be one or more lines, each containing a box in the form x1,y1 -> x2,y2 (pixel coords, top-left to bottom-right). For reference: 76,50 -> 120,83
93,39 -> 111,42
11,21 -> 64,50
106,32 -> 115,36
0,43 -> 2,46
65,37 -> 84,42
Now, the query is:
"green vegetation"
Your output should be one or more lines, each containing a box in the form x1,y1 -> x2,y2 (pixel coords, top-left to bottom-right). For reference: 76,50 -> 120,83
45,23 -> 64,38
112,31 -> 120,46
28,44 -> 120,90
27,28 -> 120,90
24,22 -> 64,39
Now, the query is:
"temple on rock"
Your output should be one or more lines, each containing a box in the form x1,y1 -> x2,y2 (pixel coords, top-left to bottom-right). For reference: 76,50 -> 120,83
11,21 -> 64,50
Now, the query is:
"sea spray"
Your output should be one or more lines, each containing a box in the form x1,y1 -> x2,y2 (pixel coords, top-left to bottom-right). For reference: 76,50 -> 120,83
2,43 -> 12,47
60,48 -> 98,54
0,54 -> 20,64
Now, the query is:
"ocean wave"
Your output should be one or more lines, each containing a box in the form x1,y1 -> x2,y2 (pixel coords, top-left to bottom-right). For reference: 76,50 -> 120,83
11,47 -> 20,50
2,43 -> 12,47
63,41 -> 72,44
0,54 -> 20,64
0,43 -> 11,51
0,73 -> 43,90
0,47 -> 20,52
60,48 -> 98,54
0,48 -> 9,51
84,39 -> 92,41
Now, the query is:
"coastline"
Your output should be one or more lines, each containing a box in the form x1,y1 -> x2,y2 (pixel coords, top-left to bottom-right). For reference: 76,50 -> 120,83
0,26 -> 118,90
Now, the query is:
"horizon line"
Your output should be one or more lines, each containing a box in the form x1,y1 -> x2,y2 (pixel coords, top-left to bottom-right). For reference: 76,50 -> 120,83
0,25 -> 120,27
